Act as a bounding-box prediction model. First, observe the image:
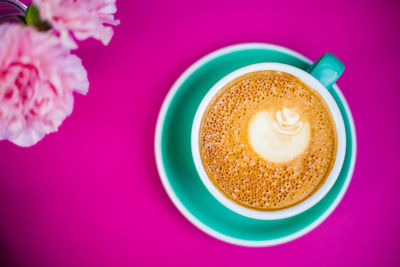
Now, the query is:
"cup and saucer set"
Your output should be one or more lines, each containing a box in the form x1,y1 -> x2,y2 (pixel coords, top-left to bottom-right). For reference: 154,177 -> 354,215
155,43 -> 356,247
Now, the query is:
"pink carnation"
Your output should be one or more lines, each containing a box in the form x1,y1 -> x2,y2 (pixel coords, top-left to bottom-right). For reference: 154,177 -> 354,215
34,0 -> 120,48
0,23 -> 88,147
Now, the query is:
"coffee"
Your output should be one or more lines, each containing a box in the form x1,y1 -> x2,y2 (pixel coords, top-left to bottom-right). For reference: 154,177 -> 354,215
199,70 -> 337,211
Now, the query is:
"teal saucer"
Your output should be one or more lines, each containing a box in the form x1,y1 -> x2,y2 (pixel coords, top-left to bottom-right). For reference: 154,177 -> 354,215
155,43 -> 356,247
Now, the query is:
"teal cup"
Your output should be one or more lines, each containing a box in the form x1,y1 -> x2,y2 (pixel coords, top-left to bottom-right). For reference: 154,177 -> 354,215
191,54 -> 346,220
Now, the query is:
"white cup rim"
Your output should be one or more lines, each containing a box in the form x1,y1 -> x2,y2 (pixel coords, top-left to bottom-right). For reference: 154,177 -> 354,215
191,63 -> 347,220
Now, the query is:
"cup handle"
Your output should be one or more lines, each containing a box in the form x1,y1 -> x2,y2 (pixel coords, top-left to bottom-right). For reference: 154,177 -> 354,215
308,52 -> 345,90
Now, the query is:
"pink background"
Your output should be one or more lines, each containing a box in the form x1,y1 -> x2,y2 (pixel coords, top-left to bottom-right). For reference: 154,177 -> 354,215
1,0 -> 400,265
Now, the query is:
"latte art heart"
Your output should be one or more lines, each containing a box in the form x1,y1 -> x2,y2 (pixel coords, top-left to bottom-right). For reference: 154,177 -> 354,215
248,108 -> 310,163
273,108 -> 303,136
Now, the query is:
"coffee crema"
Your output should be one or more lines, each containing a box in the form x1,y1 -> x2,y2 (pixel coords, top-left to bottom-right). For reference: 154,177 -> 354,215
199,70 -> 337,210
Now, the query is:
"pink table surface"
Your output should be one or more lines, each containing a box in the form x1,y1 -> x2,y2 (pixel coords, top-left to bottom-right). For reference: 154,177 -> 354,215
1,0 -> 399,266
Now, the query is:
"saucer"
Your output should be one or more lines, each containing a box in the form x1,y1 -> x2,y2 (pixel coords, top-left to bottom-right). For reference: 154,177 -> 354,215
154,43 -> 356,247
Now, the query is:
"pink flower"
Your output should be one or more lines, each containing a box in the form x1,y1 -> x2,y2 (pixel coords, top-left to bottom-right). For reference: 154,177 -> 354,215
34,0 -> 120,48
0,23 -> 88,147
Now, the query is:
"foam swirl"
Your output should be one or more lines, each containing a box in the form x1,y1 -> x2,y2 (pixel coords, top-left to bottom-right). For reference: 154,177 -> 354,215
248,107 -> 310,163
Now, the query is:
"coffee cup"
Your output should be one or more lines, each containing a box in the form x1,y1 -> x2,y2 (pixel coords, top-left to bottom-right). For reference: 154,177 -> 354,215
191,53 -> 346,220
